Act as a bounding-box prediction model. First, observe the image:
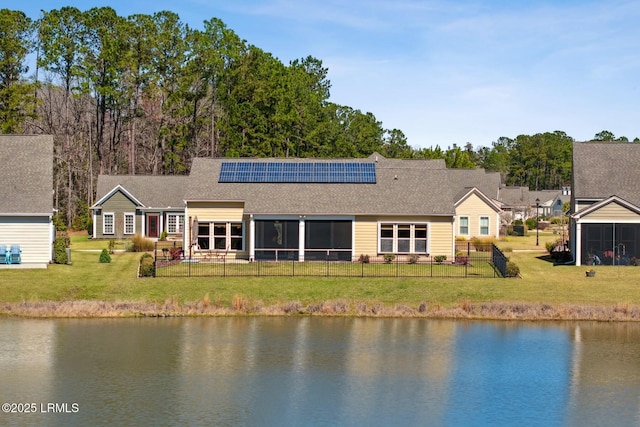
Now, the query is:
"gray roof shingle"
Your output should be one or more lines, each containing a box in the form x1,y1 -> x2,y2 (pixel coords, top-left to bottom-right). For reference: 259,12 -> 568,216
0,135 -> 53,214
573,141 -> 640,205
94,175 -> 189,209
185,157 -> 455,215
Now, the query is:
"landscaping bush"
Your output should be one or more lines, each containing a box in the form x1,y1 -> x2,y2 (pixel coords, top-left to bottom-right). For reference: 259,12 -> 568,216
53,235 -> 69,264
408,255 -> 419,264
358,254 -> 370,263
139,253 -> 154,277
384,253 -> 395,264
506,261 -> 520,277
99,248 -> 111,263
525,218 -> 537,230
169,246 -> 182,260
159,231 -> 168,241
131,233 -> 154,252
471,237 -> 495,252
434,255 -> 447,263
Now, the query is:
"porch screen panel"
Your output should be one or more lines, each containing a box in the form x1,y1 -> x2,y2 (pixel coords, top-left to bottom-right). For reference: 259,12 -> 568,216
305,220 -> 352,260
255,220 -> 299,260
582,223 -> 640,265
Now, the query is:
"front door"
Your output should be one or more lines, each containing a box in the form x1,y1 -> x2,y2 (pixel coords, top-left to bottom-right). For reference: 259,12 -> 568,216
147,214 -> 160,238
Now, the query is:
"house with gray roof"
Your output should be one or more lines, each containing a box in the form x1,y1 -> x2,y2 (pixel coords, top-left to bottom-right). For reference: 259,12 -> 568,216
91,175 -> 188,239
448,169 -> 502,240
571,142 -> 640,266
90,153 -> 504,262
181,154 -> 502,262
0,135 -> 54,267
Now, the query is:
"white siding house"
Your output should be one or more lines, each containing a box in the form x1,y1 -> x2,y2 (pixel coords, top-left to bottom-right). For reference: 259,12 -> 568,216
0,135 -> 54,267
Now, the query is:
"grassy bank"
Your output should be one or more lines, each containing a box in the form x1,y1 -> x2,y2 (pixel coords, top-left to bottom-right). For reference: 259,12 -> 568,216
1,231 -> 640,319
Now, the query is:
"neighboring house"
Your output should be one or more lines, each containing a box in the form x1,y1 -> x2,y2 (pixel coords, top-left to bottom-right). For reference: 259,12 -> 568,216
448,169 -> 502,240
91,175 -> 188,239
571,142 -> 640,266
497,186 -> 531,221
497,186 -> 562,220
550,187 -> 571,218
0,135 -> 54,267
182,154 -> 460,261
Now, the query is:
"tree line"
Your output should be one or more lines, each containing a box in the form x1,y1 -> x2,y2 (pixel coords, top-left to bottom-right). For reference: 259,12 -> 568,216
0,8 -> 636,229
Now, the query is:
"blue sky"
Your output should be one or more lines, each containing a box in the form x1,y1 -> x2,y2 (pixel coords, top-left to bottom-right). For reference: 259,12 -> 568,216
16,1 -> 640,148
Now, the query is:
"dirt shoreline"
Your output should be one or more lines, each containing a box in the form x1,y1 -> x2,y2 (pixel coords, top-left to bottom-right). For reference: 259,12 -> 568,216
2,300 -> 640,321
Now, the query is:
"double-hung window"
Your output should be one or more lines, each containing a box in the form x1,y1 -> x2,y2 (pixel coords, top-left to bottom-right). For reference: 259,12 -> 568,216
167,214 -> 184,234
378,223 -> 428,254
459,216 -> 469,236
103,213 -> 114,235
480,216 -> 490,236
124,213 -> 135,235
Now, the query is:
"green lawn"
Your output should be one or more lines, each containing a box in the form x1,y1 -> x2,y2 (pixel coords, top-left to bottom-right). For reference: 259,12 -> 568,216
1,231 -> 639,311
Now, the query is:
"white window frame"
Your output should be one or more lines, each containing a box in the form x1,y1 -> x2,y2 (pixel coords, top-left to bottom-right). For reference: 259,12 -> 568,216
103,212 -> 114,235
377,222 -> 429,254
479,216 -> 490,236
198,221 -> 245,251
167,214 -> 184,234
459,216 -> 469,236
124,212 -> 135,235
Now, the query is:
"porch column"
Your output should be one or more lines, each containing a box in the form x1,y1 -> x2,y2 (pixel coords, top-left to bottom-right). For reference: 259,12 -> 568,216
249,215 -> 255,262
299,217 -> 306,262
575,222 -> 582,266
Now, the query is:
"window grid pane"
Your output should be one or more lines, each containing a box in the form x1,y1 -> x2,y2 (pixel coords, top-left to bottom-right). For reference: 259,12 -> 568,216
124,214 -> 134,234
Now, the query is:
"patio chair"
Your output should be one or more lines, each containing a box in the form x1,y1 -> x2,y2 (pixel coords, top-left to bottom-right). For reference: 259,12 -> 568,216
0,245 -> 7,264
9,245 -> 21,264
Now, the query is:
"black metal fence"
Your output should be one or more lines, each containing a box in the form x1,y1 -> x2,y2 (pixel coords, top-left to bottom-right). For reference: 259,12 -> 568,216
153,241 -> 505,278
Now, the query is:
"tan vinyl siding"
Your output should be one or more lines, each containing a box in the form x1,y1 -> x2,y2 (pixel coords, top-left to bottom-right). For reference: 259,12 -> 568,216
354,217 -> 379,256
186,202 -> 247,260
0,216 -> 52,264
582,201 -> 640,221
456,194 -> 498,238
429,217 -> 454,256
354,215 -> 453,257
187,202 -> 245,221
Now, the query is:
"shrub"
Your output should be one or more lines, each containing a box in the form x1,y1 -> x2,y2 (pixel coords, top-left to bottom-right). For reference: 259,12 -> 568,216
513,219 -> 523,226
358,254 -> 370,263
384,253 -> 395,264
506,261 -> 520,277
169,246 -> 182,260
53,235 -> 69,264
434,255 -> 447,263
139,253 -> 154,277
131,233 -> 154,252
408,255 -> 419,264
53,214 -> 67,232
99,248 -> 111,263
159,231 -> 168,241
525,218 -> 537,230
471,237 -> 495,252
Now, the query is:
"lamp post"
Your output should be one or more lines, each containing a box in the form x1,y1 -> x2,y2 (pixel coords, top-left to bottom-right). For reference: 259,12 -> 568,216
535,198 -> 540,246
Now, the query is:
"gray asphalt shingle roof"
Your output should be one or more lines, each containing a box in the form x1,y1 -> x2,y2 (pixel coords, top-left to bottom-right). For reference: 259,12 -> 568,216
185,156 -> 456,215
573,141 -> 640,205
94,175 -> 189,209
447,169 -> 501,201
0,135 -> 53,214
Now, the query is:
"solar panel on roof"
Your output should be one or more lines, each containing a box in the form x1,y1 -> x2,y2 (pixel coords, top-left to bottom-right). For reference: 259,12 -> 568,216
218,161 -> 376,183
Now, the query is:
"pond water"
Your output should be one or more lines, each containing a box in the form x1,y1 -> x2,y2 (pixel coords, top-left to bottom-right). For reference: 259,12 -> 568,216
0,317 -> 639,426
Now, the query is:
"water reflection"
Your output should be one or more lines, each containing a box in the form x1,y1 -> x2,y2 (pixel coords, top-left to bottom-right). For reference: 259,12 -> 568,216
1,318 -> 640,426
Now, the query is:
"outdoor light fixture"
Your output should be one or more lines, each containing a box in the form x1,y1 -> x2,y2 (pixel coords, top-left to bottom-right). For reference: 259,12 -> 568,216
535,198 -> 540,246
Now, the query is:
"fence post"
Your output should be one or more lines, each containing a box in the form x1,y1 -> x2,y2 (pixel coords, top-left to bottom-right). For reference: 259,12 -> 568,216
153,242 -> 157,278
